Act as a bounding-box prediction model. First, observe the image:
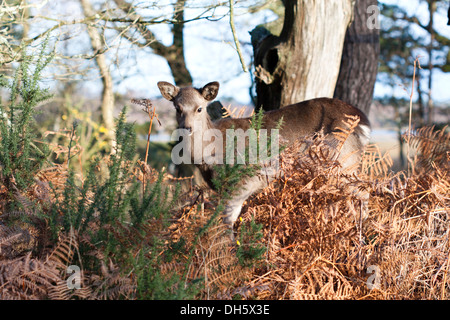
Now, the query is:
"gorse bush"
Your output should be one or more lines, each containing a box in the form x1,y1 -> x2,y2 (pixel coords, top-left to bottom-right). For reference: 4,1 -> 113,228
0,47 -> 189,299
0,46 -> 52,193
0,46 -> 189,299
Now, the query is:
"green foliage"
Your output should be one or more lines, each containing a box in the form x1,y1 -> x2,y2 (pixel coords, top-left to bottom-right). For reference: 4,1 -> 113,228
1,43 -> 196,299
211,107 -> 275,200
209,108 -> 270,263
42,106 -> 200,299
134,249 -> 200,300
236,219 -> 266,268
0,44 -> 53,192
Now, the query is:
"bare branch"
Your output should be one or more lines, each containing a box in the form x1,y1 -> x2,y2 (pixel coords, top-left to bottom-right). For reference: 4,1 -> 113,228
229,0 -> 248,73
112,0 -> 168,56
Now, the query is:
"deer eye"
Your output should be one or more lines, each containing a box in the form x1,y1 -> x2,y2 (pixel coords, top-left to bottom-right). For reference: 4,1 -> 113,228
197,107 -> 202,113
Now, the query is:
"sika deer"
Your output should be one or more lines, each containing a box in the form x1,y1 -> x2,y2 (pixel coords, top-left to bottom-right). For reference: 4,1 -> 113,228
157,81 -> 371,228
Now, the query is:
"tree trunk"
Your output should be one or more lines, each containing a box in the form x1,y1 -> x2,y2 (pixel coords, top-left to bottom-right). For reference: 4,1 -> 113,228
333,0 -> 380,116
252,0 -> 354,111
416,70 -> 425,126
166,48 -> 193,87
168,0 -> 192,87
80,0 -> 115,146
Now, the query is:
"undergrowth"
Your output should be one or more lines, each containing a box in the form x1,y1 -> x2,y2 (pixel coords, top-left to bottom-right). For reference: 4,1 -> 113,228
0,45 -> 449,300
0,46 -> 265,299
240,123 -> 449,300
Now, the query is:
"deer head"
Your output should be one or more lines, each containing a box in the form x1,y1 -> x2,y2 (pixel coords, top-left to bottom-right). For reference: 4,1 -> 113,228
157,81 -> 219,135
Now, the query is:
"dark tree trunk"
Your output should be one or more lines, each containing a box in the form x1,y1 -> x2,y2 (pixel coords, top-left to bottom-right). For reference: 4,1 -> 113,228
167,0 -> 192,87
333,0 -> 380,116
252,0 -> 354,111
166,52 -> 192,87
416,70 -> 425,125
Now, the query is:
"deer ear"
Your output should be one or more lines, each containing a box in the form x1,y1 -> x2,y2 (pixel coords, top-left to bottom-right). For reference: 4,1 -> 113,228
157,81 -> 180,101
201,82 -> 219,101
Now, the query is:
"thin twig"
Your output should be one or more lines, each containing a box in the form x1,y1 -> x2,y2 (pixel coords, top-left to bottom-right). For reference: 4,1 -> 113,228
131,98 -> 160,192
229,0 -> 248,73
406,56 -> 422,175
67,121 -> 78,169
145,108 -> 156,165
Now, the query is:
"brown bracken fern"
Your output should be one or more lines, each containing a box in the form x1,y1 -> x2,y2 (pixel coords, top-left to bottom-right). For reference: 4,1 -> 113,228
230,119 -> 450,300
406,126 -> 449,172
0,104 -> 448,299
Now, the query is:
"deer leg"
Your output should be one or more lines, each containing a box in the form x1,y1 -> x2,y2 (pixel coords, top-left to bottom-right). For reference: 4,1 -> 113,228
222,174 -> 269,228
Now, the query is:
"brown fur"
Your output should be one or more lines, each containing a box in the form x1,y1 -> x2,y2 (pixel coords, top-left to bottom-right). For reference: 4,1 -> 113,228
215,97 -> 370,141
158,81 -> 371,228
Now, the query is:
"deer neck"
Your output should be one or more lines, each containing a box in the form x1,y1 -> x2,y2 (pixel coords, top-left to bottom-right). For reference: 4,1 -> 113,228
189,115 -> 216,165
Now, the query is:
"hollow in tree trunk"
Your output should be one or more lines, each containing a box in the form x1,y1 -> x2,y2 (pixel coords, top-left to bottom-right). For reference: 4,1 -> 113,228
252,0 -> 354,111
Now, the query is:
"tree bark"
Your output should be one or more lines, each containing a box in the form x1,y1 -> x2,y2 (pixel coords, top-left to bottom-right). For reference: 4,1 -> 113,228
333,0 -> 380,116
252,0 -> 354,111
80,0 -> 116,146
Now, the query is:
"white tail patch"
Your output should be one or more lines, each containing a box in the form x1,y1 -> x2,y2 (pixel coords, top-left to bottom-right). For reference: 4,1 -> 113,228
359,124 -> 371,146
